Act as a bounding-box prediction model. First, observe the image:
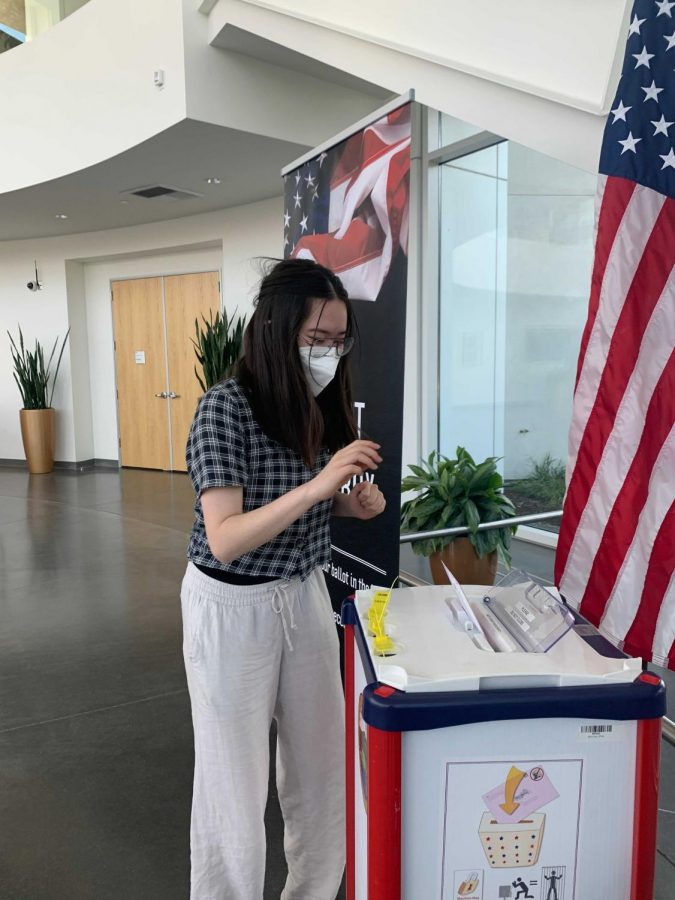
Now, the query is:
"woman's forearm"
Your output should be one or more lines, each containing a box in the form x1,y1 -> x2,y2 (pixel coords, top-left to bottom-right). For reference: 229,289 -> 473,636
207,482 -> 318,564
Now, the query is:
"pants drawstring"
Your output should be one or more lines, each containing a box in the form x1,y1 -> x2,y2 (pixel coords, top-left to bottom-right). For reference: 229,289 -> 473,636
272,582 -> 297,651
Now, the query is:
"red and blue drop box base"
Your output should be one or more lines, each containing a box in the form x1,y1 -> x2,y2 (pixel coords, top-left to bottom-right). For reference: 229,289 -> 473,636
342,584 -> 665,900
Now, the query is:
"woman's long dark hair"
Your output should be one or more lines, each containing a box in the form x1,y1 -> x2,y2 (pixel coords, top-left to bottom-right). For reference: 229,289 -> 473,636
236,258 -> 359,466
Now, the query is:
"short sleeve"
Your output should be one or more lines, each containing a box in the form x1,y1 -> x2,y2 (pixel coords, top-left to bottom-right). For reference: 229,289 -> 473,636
187,387 -> 248,495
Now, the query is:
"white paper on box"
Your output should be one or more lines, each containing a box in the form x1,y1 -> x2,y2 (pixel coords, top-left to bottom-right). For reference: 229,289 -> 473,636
355,585 -> 641,693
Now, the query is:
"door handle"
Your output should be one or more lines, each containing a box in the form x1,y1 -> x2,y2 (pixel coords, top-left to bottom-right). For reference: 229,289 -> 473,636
155,392 -> 168,398
167,391 -> 180,399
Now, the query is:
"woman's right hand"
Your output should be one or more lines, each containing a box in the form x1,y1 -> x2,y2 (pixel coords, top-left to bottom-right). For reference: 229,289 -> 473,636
308,440 -> 382,502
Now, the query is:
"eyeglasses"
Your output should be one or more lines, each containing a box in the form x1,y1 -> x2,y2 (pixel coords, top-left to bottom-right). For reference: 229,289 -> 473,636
301,335 -> 355,358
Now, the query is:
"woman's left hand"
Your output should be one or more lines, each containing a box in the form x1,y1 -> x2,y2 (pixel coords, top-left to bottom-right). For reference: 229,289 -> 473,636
344,482 -> 386,520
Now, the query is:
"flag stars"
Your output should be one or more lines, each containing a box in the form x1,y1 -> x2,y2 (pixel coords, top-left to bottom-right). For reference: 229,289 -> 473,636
300,214 -> 309,233
633,46 -> 655,68
611,100 -> 631,123
312,190 -> 319,203
655,0 -> 675,16
660,148 -> 675,169
294,172 -> 301,185
629,13 -> 646,35
304,172 -> 316,188
618,131 -> 642,154
293,190 -> 302,208
318,152 -> 328,167
665,31 -> 675,50
652,115 -> 674,136
642,80 -> 664,102
283,209 -> 291,228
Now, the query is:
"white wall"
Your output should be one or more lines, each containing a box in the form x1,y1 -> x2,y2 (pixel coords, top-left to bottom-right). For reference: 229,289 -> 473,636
0,0 -> 186,192
207,0 -> 630,172
182,0 -> 384,149
0,197 -> 282,463
65,260 -> 93,460
0,0 -> 388,196
224,0 -> 629,114
1,254 -> 73,461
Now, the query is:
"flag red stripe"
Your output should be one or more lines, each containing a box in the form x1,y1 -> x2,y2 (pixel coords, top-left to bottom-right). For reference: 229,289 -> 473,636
293,217 -> 384,273
621,500 -> 675,662
385,143 -> 411,252
575,177 -> 636,389
668,639 -> 675,670
331,135 -> 409,192
579,350 -> 675,624
387,106 -> 410,127
555,199 -> 675,584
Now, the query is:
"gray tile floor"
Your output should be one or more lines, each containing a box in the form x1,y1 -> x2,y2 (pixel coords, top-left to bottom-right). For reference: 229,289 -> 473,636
0,468 -> 673,898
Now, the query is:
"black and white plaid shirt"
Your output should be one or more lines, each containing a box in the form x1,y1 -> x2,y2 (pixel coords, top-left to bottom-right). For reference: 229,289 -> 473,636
186,378 -> 333,581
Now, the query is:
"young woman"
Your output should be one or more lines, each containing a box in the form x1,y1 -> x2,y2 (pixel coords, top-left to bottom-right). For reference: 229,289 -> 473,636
181,258 -> 386,900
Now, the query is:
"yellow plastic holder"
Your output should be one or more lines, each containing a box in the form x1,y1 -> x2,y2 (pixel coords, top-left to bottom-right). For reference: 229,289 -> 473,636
373,632 -> 396,656
368,606 -> 386,636
368,589 -> 391,632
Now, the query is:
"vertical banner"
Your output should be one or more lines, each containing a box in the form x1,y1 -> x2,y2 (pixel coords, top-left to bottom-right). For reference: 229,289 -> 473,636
283,101 -> 412,616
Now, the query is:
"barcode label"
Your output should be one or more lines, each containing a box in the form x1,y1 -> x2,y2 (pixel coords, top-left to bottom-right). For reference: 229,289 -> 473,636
579,723 -> 616,740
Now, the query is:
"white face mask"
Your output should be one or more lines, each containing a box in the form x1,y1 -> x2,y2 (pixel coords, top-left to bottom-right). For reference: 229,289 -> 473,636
298,346 -> 340,396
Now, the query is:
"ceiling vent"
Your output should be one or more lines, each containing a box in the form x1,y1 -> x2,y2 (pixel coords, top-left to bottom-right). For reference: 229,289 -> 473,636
121,185 -> 204,201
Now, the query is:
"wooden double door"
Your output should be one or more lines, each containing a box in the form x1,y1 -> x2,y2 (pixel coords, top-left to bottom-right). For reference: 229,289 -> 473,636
111,272 -> 220,472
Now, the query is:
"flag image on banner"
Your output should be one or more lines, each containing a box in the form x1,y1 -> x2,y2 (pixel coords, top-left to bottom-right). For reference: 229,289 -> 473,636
286,105 -> 411,302
555,0 -> 675,668
283,101 -> 411,626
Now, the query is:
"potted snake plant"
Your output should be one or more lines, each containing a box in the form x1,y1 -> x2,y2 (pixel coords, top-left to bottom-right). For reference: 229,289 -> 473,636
192,308 -> 247,392
400,447 -> 517,585
8,327 -> 69,474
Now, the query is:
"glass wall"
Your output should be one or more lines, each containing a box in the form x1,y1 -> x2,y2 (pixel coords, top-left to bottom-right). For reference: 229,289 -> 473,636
25,0 -> 88,39
435,115 -> 596,528
0,0 -> 26,50
0,0 -> 89,51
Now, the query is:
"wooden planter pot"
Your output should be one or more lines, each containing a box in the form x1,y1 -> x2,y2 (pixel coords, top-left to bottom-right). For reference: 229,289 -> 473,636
19,408 -> 55,474
429,536 -> 497,586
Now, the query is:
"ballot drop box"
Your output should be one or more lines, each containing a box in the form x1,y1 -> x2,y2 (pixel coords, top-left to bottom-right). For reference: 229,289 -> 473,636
342,583 -> 666,900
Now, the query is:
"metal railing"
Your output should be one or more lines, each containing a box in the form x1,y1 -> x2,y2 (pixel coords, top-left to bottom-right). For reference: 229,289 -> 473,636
399,510 -> 562,545
397,512 -> 675,748
663,717 -> 675,747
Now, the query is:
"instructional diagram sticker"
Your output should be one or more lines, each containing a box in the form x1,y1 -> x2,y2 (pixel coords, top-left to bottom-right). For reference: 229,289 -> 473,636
482,766 -> 560,826
441,760 -> 582,900
540,866 -> 566,900
453,869 -> 483,899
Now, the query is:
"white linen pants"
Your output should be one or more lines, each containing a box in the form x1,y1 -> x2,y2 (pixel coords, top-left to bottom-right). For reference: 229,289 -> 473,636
181,562 -> 345,900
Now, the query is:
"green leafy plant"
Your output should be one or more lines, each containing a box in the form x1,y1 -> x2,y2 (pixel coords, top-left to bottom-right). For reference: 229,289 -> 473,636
510,454 -> 566,509
192,308 -> 247,392
400,447 -> 517,565
7,327 -> 70,410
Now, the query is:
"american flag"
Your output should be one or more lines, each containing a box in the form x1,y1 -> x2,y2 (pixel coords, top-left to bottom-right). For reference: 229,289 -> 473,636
284,104 -> 411,301
555,0 -> 675,668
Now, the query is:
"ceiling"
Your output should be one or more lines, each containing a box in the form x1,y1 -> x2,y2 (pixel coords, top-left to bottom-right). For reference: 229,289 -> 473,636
0,119 -> 306,241
0,29 -> 391,243
213,26 -> 392,100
